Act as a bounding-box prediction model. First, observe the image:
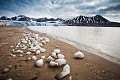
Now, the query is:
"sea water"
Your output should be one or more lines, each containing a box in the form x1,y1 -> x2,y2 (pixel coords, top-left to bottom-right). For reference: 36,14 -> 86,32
29,26 -> 120,64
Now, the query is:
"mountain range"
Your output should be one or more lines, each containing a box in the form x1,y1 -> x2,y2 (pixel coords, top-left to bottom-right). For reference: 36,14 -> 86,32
0,15 -> 120,27
63,15 -> 120,27
0,15 -> 63,22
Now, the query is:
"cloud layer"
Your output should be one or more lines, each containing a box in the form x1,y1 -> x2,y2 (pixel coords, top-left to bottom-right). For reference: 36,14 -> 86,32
0,0 -> 120,22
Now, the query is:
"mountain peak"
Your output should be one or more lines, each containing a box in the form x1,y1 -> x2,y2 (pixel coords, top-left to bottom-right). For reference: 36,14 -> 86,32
63,15 -> 120,26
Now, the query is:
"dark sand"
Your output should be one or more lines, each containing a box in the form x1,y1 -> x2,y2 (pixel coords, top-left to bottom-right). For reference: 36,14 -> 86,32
0,27 -> 120,80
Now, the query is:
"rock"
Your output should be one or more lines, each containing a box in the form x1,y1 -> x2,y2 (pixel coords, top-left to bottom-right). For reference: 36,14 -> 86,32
27,57 -> 31,61
35,59 -> 44,67
19,54 -> 23,57
54,49 -> 60,54
69,76 -> 72,80
7,78 -> 12,80
12,54 -> 16,57
3,68 -> 9,73
32,56 -> 37,60
8,65 -> 12,68
58,54 -> 65,59
11,46 -> 13,48
74,51 -> 84,59
55,64 -> 70,80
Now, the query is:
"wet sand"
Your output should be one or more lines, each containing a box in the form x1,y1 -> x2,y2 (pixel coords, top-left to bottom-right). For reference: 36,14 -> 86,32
0,26 -> 120,80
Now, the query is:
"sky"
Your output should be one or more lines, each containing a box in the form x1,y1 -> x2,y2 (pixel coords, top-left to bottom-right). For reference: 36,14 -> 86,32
0,0 -> 120,22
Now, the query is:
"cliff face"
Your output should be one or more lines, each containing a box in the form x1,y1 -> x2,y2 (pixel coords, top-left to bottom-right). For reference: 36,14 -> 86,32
63,15 -> 120,27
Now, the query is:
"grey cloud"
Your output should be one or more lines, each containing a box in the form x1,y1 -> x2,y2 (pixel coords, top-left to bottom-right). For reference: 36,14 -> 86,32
99,4 -> 120,12
0,0 -> 120,22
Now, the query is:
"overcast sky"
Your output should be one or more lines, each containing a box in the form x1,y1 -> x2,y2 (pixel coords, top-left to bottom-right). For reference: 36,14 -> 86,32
0,0 -> 120,22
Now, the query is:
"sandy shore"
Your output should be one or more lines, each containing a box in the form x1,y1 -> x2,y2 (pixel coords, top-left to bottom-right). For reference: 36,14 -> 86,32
0,26 -> 120,80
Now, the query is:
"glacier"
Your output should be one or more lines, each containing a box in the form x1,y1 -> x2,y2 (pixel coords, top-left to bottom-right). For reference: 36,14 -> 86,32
0,21 -> 66,26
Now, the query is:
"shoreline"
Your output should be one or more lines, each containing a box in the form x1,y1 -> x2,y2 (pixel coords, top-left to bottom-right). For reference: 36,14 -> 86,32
28,26 -> 120,64
47,34 -> 120,64
0,26 -> 120,80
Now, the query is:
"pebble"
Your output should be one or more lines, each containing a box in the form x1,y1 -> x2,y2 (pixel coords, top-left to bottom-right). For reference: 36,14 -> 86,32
19,54 -> 23,57
27,57 -> 31,61
26,52 -> 31,55
7,78 -> 12,80
3,68 -> 9,73
69,76 -> 72,80
11,46 -> 13,48
12,54 -> 16,57
8,65 -> 12,68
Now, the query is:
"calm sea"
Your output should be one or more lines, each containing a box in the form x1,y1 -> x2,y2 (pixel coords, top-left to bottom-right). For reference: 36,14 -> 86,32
29,26 -> 120,64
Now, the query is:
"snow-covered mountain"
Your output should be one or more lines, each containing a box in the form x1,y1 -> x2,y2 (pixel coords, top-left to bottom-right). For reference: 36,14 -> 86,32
0,15 -> 120,27
63,15 -> 120,27
0,15 -> 65,26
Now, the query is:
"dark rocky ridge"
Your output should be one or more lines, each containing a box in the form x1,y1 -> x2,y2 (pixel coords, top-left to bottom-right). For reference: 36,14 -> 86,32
0,15 -> 120,27
63,15 -> 120,27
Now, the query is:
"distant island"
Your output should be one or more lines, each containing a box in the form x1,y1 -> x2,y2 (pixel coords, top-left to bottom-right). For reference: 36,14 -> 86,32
0,15 -> 120,27
63,15 -> 120,27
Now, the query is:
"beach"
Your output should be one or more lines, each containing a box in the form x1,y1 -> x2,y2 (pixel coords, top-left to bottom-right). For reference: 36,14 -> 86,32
0,26 -> 120,80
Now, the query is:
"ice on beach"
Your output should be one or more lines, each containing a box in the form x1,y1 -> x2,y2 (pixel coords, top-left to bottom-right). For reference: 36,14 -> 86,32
55,59 -> 66,66
36,50 -> 41,54
35,59 -> 44,67
51,52 -> 57,58
40,48 -> 46,53
55,64 -> 70,79
41,56 -> 45,60
26,52 -> 31,55
32,56 -> 37,60
54,49 -> 61,54
58,54 -> 65,59
49,61 -> 58,66
13,50 -> 23,54
74,51 -> 84,59
8,31 -> 72,80
47,56 -> 54,62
